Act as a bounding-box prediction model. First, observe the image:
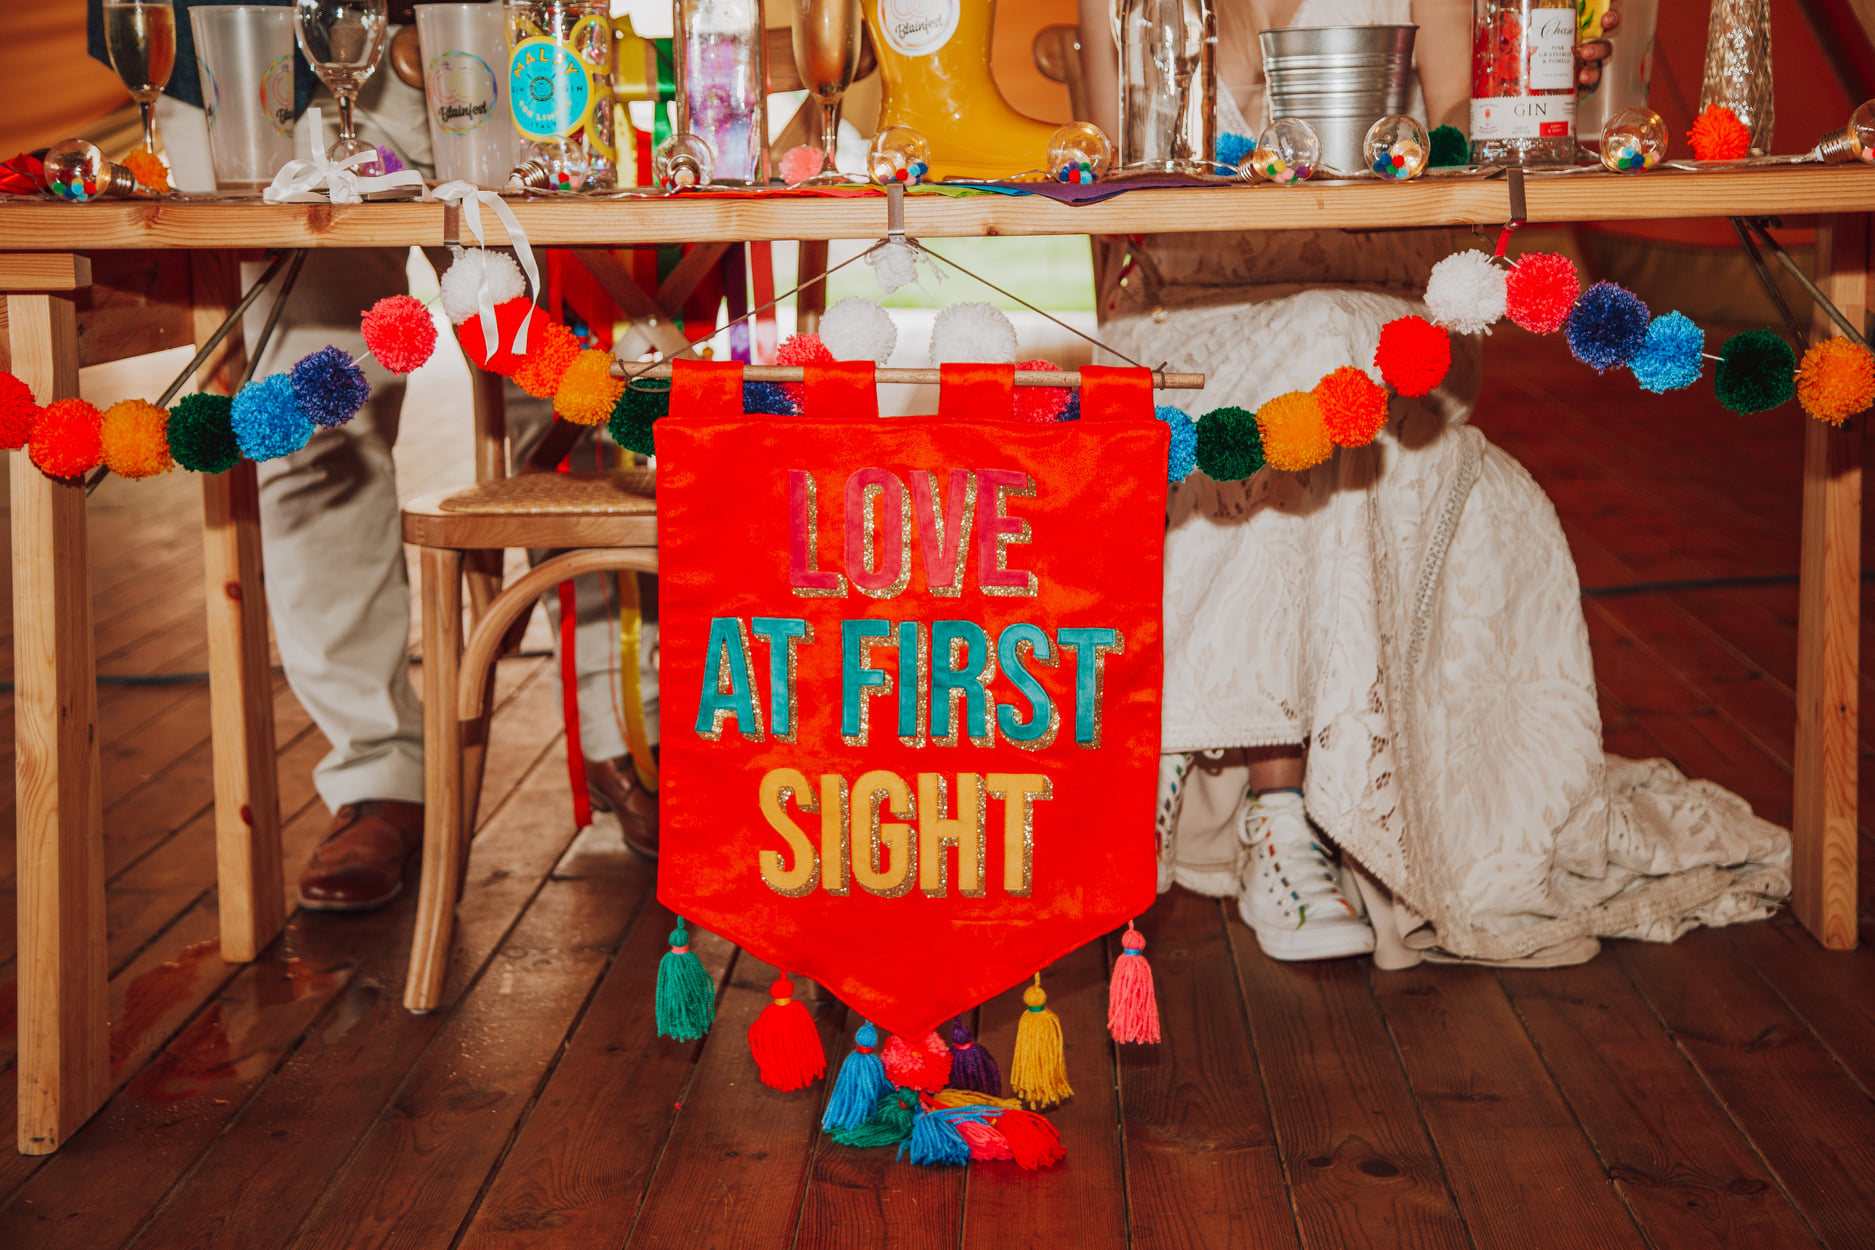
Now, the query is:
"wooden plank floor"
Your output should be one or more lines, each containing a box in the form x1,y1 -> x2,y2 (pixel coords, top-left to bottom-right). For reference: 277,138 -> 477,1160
2,329 -> 1874,1248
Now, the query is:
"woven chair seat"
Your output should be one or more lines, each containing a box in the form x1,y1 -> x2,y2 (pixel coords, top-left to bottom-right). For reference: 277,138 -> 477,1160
404,469 -> 657,550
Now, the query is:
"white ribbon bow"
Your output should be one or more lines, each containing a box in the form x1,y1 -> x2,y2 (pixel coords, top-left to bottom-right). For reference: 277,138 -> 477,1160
261,107 -> 426,205
429,180 -> 542,361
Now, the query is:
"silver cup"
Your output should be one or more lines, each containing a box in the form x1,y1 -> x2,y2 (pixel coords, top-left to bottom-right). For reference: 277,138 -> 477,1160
415,2 -> 518,187
191,5 -> 298,191
1260,25 -> 1416,175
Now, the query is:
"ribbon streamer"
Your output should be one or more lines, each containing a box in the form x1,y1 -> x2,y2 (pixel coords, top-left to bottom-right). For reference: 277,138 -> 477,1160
429,180 -> 544,361
261,108 -> 425,205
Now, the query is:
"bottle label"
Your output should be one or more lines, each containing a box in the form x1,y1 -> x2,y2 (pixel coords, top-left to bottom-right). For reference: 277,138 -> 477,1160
1471,93 -> 1576,140
1527,7 -> 1577,92
510,37 -> 590,138
877,0 -> 959,58
429,51 -> 497,134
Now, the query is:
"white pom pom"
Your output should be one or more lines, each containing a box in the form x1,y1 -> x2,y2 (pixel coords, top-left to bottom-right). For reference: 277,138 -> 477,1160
439,247 -> 527,326
930,301 -> 1018,366
820,297 -> 898,365
1424,250 -> 1507,336
868,241 -> 924,295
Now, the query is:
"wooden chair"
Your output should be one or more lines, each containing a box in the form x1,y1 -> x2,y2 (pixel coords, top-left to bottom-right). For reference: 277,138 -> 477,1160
400,467 -> 657,1011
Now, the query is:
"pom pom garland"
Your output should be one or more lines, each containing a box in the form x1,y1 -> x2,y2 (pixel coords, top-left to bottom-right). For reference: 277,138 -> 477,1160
747,974 -> 826,1092
608,379 -> 671,457
167,393 -> 240,475
458,297 -> 550,377
29,398 -> 103,478
511,319 -> 581,398
1193,405 -> 1265,481
1010,977 -> 1073,1109
554,349 -> 626,425
882,1029 -> 954,1093
654,919 -> 716,1041
1424,250 -> 1507,336
1797,337 -> 1875,425
1688,104 -> 1752,162
930,301 -> 1018,366
361,295 -> 438,374
1011,360 -> 1070,423
780,144 -> 825,186
1715,329 -> 1797,415
439,247 -> 526,325
99,399 -> 173,479
1154,405 -> 1197,482
1564,281 -> 1651,373
0,370 -> 43,450
820,296 -> 898,366
290,345 -> 372,428
1256,390 -> 1335,472
775,332 -> 834,408
231,373 -> 314,462
1629,312 -> 1706,394
1313,365 -> 1391,447
1374,315 -> 1452,398
1504,252 -> 1580,335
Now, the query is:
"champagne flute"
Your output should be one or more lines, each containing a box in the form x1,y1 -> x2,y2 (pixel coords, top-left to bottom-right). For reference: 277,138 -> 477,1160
792,0 -> 862,182
103,0 -> 177,156
294,0 -> 390,175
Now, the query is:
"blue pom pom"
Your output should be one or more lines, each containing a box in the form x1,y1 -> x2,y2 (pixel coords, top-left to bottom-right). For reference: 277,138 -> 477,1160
289,345 -> 372,429
1216,131 -> 1255,176
743,380 -> 796,415
1629,311 -> 1705,393
231,373 -> 313,462
1059,392 -> 1081,422
1155,405 -> 1197,482
1564,281 -> 1650,373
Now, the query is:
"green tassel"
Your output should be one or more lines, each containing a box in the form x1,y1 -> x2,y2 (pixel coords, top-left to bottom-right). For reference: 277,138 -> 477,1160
827,1088 -> 919,1148
655,918 -> 715,1041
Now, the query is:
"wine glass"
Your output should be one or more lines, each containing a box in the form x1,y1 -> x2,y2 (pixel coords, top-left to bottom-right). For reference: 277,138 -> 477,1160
791,0 -> 862,183
102,0 -> 177,156
294,0 -> 390,175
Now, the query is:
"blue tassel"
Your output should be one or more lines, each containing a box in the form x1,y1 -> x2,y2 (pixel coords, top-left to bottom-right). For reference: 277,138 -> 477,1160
947,1017 -> 1003,1095
898,1105 -> 987,1166
821,1020 -> 893,1132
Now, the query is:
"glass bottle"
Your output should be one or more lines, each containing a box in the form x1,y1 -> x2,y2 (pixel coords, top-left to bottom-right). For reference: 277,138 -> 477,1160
1468,0 -> 1577,166
506,0 -> 617,189
1699,0 -> 1773,156
1110,0 -> 1215,175
675,0 -> 768,185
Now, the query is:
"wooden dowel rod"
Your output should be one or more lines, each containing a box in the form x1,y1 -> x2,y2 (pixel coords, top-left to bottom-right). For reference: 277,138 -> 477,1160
611,364 -> 1206,389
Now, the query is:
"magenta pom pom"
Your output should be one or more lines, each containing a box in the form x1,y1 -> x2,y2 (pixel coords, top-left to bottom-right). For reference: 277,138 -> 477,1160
361,295 -> 438,374
780,144 -> 825,186
1011,359 -> 1070,423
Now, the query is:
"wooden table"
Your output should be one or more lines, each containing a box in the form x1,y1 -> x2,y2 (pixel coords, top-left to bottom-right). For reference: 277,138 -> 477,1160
0,165 -> 1869,1155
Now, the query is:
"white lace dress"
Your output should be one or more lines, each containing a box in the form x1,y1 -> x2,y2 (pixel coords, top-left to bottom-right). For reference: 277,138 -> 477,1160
1104,0 -> 1791,967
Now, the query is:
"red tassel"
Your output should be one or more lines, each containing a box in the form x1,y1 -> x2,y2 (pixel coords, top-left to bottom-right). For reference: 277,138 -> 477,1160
748,974 -> 825,1091
993,1107 -> 1066,1170
882,1029 -> 952,1092
956,1118 -> 1014,1161
1108,921 -> 1162,1044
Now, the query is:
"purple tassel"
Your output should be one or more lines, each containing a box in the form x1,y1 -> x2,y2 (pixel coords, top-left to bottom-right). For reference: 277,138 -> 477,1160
948,1016 -> 1003,1096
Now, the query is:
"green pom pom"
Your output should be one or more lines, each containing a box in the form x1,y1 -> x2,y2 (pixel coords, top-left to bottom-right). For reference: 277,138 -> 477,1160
827,1088 -> 919,1148
1715,328 -> 1797,414
608,378 -> 672,457
1429,124 -> 1469,168
168,392 -> 240,475
1193,405 -> 1265,480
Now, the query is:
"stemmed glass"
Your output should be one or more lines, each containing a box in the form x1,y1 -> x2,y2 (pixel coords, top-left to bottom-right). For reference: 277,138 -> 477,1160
102,0 -> 177,156
791,0 -> 862,183
294,0 -> 390,175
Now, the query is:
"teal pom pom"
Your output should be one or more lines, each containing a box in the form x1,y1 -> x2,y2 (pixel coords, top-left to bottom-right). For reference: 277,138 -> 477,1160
1715,328 -> 1797,414
1629,312 -> 1705,393
290,345 -> 371,428
231,373 -> 313,462
1565,281 -> 1650,372
1155,405 -> 1197,482
1216,131 -> 1255,175
1193,405 -> 1265,480
1429,124 -> 1469,167
168,393 -> 240,475
654,918 -> 716,1041
822,1021 -> 894,1132
608,377 -> 672,457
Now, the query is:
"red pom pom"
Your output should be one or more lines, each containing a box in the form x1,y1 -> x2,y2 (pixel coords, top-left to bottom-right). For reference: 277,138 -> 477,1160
775,332 -> 833,408
457,297 -> 549,377
1374,316 -> 1451,398
1011,359 -> 1070,423
881,1030 -> 953,1092
362,294 -> 438,374
1688,104 -> 1752,161
747,975 -> 826,1092
29,397 -> 104,478
1312,365 -> 1390,448
0,371 -> 43,450
1504,252 -> 1581,335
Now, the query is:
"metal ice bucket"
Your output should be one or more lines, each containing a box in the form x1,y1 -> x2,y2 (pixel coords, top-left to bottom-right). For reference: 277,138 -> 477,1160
1260,25 -> 1416,174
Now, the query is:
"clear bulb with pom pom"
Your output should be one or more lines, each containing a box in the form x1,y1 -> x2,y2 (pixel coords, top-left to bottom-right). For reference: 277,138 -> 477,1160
867,125 -> 931,185
652,132 -> 715,190
1243,118 -> 1321,184
1599,108 -> 1666,173
40,139 -> 137,202
1364,115 -> 1429,181
512,137 -> 591,192
1048,122 -> 1113,185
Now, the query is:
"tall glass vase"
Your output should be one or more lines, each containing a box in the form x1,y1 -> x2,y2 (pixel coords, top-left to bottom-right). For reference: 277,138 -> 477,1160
1111,0 -> 1216,175
1699,0 -> 1773,156
675,0 -> 768,185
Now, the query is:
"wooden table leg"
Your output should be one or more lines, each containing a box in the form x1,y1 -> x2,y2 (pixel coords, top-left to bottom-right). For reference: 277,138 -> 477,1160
189,252 -> 284,963
6,275 -> 108,1154
1793,214 -> 1866,950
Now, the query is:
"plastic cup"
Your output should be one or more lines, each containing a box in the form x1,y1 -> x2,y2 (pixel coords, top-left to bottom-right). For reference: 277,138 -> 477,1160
416,2 -> 519,187
190,5 -> 297,192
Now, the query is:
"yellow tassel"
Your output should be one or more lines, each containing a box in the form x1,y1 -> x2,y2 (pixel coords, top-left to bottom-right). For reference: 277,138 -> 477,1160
934,1087 -> 1023,1110
1010,974 -> 1073,1109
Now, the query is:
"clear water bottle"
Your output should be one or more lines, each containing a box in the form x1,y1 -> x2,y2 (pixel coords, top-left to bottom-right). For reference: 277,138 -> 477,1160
675,0 -> 768,185
1111,0 -> 1216,175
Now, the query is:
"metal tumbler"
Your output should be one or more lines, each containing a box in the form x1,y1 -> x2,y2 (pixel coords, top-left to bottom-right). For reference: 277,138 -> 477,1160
415,2 -> 519,186
1260,24 -> 1416,175
190,4 -> 297,191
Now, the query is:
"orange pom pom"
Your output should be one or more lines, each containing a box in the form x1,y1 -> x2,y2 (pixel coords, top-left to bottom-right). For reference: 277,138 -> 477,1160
1256,390 -> 1333,471
1312,366 -> 1390,448
554,348 -> 625,425
122,148 -> 170,193
29,397 -> 103,478
1797,337 -> 1875,425
99,399 -> 173,479
1688,105 -> 1751,161
511,321 -> 581,398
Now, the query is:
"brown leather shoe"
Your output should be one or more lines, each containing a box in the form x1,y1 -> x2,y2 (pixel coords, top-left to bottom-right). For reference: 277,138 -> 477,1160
586,754 -> 659,859
298,800 -> 425,911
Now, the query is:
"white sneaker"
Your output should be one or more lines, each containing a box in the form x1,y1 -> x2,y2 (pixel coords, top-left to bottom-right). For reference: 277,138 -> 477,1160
1237,791 -> 1374,961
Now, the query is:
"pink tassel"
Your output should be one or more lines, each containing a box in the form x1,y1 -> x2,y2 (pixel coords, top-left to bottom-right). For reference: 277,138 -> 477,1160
882,1029 -> 952,1092
748,974 -> 826,1091
956,1119 -> 1014,1161
1108,921 -> 1161,1044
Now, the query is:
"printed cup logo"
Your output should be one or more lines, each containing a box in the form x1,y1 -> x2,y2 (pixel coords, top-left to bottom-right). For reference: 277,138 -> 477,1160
261,54 -> 295,136
509,37 -> 590,139
428,51 -> 497,134
877,0 -> 959,58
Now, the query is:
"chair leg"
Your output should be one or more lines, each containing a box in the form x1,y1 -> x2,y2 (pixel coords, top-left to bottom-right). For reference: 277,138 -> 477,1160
406,548 -> 464,1013
460,548 -> 503,841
